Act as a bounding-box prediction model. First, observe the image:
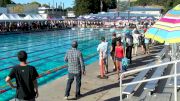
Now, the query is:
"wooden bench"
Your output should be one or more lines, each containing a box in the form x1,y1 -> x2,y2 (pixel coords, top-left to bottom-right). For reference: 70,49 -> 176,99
122,62 -> 155,98
144,58 -> 170,95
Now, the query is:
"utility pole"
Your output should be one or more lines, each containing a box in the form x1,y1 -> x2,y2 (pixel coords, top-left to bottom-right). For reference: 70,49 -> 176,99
117,0 -> 119,16
128,0 -> 130,22
100,0 -> 103,12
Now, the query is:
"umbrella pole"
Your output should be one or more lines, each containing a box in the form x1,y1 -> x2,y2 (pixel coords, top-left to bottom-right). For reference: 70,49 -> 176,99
172,43 -> 177,60
171,43 -> 178,101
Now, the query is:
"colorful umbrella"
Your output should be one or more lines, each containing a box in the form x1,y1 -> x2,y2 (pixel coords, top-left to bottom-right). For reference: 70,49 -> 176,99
145,4 -> 180,43
130,16 -> 138,21
101,16 -> 109,20
88,17 -> 98,20
77,16 -> 85,20
145,16 -> 155,20
115,16 -> 124,20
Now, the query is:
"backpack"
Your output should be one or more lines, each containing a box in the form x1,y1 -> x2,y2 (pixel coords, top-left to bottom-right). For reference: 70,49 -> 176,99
122,57 -> 129,71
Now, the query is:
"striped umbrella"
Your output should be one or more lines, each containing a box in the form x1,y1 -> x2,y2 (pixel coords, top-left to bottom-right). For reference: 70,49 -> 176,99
145,4 -> 180,43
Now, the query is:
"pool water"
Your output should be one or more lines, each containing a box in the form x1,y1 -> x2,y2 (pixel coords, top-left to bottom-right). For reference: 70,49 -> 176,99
0,29 -> 113,101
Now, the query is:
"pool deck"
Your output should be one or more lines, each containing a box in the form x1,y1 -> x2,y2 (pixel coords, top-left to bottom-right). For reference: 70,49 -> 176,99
37,46 -> 162,101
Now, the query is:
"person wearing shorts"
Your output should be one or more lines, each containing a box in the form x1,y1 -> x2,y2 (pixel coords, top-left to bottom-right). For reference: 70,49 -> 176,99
115,40 -> 124,80
110,33 -> 117,71
145,38 -> 150,54
97,37 -> 108,79
132,28 -> 140,56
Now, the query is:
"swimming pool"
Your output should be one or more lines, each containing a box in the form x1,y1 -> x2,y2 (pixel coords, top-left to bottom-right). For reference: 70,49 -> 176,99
0,28 -> 113,101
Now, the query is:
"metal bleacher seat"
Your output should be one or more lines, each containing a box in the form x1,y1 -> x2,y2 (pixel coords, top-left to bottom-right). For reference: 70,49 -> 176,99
169,62 -> 180,87
122,47 -> 168,98
155,47 -> 167,60
122,62 -> 155,97
144,58 -> 170,95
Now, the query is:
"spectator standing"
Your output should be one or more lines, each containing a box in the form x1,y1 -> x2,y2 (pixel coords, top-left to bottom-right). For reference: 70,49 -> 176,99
145,38 -> 150,54
139,34 -> 146,54
64,41 -> 86,100
97,36 -> 108,78
5,51 -> 39,101
132,28 -> 140,56
115,40 -> 124,80
126,34 -> 133,64
110,33 -> 118,71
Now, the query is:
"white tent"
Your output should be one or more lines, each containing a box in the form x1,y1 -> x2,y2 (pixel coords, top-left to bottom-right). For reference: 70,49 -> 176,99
23,15 -> 34,21
24,14 -> 46,21
30,14 -> 39,20
0,13 -> 47,21
35,15 -> 46,20
0,13 -> 9,21
6,14 -> 22,21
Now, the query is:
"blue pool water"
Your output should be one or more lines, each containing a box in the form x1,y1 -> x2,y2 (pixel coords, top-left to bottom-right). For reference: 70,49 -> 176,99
0,29 -> 113,101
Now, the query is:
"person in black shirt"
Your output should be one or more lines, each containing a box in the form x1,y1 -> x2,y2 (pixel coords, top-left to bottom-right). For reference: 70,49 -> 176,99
5,51 -> 39,101
110,33 -> 118,71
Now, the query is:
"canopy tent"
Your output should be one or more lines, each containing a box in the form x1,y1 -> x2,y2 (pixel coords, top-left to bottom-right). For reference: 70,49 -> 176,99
130,16 -> 139,21
0,13 -> 47,21
0,14 -> 9,21
77,16 -> 85,20
23,15 -> 34,21
6,14 -> 22,21
25,14 -> 46,21
35,15 -> 46,20
115,16 -> 124,20
87,16 -> 98,21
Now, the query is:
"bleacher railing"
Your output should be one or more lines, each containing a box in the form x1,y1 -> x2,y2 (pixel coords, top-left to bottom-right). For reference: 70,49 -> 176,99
120,60 -> 180,101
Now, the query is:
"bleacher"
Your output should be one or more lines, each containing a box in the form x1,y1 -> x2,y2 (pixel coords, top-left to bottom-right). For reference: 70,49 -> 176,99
122,46 -> 172,100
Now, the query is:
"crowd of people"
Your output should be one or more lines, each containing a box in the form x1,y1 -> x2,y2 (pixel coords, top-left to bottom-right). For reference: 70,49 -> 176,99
76,19 -> 156,29
97,25 -> 153,80
0,21 -> 72,33
4,21 -> 155,101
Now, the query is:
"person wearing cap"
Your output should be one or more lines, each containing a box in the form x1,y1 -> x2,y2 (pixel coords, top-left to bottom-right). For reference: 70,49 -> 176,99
64,41 -> 85,100
97,36 -> 108,79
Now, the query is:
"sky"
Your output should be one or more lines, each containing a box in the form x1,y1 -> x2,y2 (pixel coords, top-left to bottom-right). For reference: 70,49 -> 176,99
12,0 -> 74,8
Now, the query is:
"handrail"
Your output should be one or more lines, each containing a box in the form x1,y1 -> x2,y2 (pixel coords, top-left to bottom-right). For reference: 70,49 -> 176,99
120,59 -> 180,101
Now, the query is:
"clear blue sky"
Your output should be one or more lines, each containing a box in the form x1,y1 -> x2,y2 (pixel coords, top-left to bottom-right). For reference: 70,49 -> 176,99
12,0 -> 74,8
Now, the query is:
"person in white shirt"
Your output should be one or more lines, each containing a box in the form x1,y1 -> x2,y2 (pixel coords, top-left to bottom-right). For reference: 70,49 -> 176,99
132,28 -> 140,56
97,36 -> 108,79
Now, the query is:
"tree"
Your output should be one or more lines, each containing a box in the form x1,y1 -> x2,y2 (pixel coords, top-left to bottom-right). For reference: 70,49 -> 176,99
109,0 -> 117,9
9,4 -> 24,13
173,0 -> 180,7
30,1 -> 41,7
74,0 -> 117,16
42,4 -> 50,8
0,0 -> 12,7
133,0 -> 180,13
74,0 -> 92,16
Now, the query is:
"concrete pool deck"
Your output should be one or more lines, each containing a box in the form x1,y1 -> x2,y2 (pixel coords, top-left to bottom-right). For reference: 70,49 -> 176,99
37,46 -> 163,101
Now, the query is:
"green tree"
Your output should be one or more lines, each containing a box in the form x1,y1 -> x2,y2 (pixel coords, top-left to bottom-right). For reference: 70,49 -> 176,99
0,0 -> 12,7
173,0 -> 180,7
109,0 -> 117,9
74,0 -> 92,16
74,0 -> 117,16
134,0 -> 180,13
30,1 -> 41,7
42,4 -> 50,8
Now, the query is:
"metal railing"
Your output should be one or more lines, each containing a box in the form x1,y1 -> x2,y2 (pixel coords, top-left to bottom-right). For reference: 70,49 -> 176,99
120,60 -> 180,101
